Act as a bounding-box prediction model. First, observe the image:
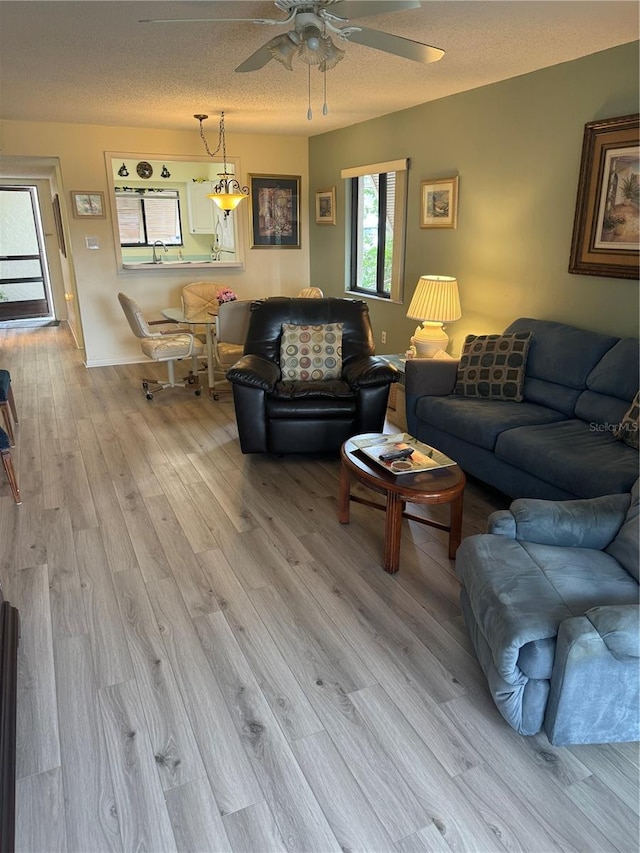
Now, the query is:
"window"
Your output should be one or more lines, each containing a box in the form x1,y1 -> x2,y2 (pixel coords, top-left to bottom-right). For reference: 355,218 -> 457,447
115,190 -> 183,246
342,158 -> 408,301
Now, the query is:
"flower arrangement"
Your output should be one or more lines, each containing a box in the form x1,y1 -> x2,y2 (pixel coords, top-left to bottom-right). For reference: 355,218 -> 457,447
217,287 -> 238,304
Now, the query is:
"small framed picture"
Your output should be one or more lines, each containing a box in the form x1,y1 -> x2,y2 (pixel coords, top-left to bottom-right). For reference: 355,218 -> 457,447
420,176 -> 459,229
71,191 -> 105,219
315,187 -> 336,225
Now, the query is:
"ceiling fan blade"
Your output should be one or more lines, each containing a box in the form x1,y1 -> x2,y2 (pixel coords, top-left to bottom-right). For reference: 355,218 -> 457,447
329,1 -> 421,19
346,27 -> 444,64
139,16 -> 280,25
235,43 -> 275,73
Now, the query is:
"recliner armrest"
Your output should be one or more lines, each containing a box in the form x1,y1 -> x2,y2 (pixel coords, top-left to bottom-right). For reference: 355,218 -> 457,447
342,356 -> 397,389
486,493 -> 631,549
586,605 -> 640,660
545,605 -> 640,744
404,358 -> 459,397
226,354 -> 281,393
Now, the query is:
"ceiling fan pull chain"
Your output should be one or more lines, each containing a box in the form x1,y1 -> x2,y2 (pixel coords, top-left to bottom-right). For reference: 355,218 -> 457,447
322,64 -> 328,115
307,63 -> 313,120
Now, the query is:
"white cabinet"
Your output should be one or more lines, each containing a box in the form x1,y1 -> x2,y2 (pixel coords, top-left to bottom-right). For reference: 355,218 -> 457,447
186,181 -> 216,234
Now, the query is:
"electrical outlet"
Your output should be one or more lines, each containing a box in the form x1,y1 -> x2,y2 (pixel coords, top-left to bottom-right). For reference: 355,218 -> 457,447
381,331 -> 387,345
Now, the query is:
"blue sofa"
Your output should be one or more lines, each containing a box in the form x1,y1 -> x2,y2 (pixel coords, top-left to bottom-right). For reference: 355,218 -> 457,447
456,481 -> 639,744
405,318 -> 639,499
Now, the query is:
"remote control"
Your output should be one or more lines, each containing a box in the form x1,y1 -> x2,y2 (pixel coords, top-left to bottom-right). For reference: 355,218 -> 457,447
379,447 -> 414,462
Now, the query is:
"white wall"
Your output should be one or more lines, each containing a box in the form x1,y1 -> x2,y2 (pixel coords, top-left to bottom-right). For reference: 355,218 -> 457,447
1,120 -> 310,365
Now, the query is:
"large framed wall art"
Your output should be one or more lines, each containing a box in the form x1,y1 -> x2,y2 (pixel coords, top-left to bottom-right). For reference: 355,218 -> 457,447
249,174 -> 301,248
568,114 -> 639,279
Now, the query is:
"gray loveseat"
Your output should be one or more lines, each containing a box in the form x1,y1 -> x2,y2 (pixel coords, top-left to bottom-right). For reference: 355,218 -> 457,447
456,480 -> 639,744
405,318 -> 639,499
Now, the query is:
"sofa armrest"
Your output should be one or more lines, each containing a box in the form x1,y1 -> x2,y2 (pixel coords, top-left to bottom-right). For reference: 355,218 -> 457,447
342,356 -> 397,389
545,605 -> 640,744
486,493 -> 631,549
226,354 -> 280,393
404,357 -> 459,397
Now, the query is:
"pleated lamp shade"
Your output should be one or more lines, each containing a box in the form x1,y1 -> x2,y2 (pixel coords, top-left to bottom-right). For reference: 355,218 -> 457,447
406,275 -> 461,357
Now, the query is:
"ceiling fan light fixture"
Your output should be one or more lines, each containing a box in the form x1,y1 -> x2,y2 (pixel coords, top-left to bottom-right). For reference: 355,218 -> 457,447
318,39 -> 345,71
298,27 -> 334,65
267,32 -> 298,69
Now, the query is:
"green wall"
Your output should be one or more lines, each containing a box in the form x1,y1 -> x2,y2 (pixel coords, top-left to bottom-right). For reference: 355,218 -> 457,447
309,41 -> 639,356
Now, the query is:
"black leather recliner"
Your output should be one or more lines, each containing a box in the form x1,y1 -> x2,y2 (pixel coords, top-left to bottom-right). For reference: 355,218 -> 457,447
227,297 -> 397,454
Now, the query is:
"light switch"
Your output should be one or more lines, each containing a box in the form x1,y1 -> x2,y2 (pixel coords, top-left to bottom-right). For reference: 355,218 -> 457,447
85,236 -> 100,249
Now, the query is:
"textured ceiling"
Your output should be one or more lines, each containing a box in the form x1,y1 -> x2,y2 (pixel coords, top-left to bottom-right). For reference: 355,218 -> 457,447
0,1 -> 638,137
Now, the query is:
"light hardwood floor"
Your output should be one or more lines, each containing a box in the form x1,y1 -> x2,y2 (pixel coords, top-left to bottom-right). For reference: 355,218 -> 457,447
2,323 -> 638,853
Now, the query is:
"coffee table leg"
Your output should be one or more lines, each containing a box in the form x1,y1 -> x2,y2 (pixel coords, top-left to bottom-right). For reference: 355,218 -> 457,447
384,492 -> 404,573
448,493 -> 464,559
339,462 -> 351,524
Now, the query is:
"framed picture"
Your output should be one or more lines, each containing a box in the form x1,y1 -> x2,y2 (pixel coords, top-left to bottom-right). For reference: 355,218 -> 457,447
71,191 -> 105,218
569,114 -> 639,279
420,176 -> 459,229
315,187 -> 336,225
249,174 -> 301,248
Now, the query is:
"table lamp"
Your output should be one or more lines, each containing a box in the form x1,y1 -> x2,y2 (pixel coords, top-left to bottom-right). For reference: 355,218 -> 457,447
406,275 -> 461,357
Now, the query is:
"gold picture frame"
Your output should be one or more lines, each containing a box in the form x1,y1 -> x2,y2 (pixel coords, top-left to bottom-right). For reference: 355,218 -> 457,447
568,114 -> 639,280
420,176 -> 459,229
70,191 -> 106,219
315,187 -> 336,225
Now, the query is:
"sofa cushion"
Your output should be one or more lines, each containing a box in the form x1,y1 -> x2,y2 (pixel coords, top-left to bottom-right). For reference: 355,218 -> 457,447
416,395 -> 566,451
496,419 -> 638,498
585,338 -> 640,402
454,332 -> 531,401
505,318 -> 619,416
613,391 -> 640,450
606,479 -> 640,581
280,323 -> 343,381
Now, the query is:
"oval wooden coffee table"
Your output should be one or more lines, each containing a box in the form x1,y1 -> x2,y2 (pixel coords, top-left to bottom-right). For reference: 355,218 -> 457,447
339,434 -> 466,573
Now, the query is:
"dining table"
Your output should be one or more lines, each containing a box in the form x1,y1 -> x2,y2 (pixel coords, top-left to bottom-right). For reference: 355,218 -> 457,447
161,306 -> 218,398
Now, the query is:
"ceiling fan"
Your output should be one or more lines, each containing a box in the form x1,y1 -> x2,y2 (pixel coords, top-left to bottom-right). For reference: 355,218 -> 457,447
140,1 -> 445,74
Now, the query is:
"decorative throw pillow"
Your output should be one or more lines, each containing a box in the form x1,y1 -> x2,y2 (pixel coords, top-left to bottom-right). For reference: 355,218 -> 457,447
454,331 -> 532,402
280,323 -> 343,381
614,391 -> 639,450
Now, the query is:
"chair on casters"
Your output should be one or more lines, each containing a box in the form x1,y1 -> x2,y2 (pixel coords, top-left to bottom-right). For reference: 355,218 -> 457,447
0,427 -> 21,505
118,292 -> 203,400
297,287 -> 324,298
0,371 -> 18,446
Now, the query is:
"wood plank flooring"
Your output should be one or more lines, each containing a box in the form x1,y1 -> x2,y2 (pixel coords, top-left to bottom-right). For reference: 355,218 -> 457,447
2,323 -> 638,853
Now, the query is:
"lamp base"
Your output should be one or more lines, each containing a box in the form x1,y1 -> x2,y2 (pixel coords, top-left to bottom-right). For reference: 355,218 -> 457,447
410,322 -> 449,358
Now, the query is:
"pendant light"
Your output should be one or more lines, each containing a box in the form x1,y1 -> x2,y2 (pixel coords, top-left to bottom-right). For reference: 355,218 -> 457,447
194,112 -> 249,217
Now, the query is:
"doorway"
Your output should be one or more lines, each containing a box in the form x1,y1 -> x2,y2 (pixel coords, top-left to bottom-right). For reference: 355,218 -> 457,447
0,185 -> 54,321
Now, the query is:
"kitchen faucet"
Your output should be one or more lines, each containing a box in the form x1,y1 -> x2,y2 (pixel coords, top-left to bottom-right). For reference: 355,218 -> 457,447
152,240 -> 168,263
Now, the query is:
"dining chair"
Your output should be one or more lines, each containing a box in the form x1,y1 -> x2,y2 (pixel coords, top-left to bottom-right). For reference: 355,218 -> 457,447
212,299 -> 253,395
297,287 -> 324,298
0,426 -> 21,504
0,370 -> 18,446
118,292 -> 203,400
181,282 -> 229,321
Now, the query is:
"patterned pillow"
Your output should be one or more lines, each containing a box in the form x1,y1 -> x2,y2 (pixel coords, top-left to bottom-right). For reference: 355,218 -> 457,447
614,391 -> 639,450
280,323 -> 343,381
454,332 -> 532,402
